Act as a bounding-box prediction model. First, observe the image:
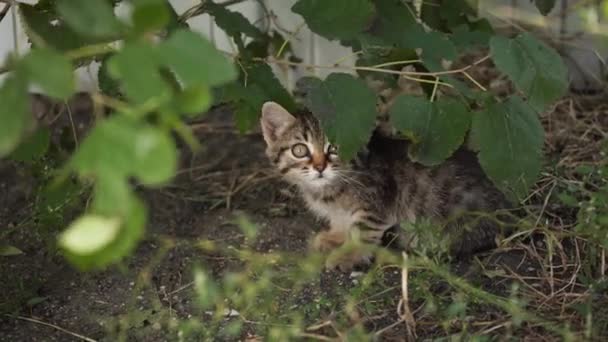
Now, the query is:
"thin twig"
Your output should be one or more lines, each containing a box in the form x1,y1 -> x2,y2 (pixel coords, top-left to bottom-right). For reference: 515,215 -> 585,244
251,56 -> 456,88
601,248 -> 606,278
371,59 -> 422,69
11,0 -> 17,53
0,2 -> 10,24
275,21 -> 307,59
296,332 -> 335,341
5,315 -> 97,342
64,100 -> 79,148
430,77 -> 440,102
0,43 -> 116,76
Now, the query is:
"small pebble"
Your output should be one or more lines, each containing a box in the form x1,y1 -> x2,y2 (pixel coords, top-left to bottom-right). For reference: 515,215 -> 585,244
350,271 -> 364,278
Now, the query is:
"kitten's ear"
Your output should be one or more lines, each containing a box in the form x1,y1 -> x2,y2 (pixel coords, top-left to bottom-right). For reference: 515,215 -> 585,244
261,101 -> 296,144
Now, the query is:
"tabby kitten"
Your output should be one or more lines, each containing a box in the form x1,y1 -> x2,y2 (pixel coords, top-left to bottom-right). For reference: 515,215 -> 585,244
260,102 -> 511,271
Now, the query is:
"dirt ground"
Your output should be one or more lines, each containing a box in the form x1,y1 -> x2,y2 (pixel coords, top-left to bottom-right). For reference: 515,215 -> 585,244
1,86 -> 607,341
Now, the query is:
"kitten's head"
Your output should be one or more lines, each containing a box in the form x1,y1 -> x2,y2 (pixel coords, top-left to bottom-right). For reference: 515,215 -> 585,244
260,102 -> 344,191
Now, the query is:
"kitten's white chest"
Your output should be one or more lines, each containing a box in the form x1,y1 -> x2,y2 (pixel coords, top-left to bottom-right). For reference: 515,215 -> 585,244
304,195 -> 358,232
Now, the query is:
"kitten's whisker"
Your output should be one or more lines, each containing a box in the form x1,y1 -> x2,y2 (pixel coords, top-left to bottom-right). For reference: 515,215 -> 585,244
336,169 -> 369,177
335,173 -> 366,191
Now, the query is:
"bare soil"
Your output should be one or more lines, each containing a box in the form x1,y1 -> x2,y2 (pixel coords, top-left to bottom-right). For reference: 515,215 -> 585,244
0,96 -> 606,341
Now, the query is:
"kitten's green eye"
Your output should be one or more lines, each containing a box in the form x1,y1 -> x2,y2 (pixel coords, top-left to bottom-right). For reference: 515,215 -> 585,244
328,144 -> 338,155
292,143 -> 309,158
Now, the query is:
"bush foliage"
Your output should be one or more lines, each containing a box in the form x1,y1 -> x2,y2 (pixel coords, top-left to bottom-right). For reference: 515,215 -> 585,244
7,0 -> 608,340
0,0 -> 569,270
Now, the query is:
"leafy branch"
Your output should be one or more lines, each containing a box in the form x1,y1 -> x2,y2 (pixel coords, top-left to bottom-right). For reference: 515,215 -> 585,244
178,0 -> 250,22
246,53 -> 491,89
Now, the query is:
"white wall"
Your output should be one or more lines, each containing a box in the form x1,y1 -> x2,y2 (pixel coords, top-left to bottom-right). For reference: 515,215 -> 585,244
0,0 -> 605,92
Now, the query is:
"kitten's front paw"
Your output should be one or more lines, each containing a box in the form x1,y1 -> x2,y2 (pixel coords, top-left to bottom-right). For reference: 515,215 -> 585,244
311,231 -> 374,272
311,231 -> 346,253
326,248 -> 373,272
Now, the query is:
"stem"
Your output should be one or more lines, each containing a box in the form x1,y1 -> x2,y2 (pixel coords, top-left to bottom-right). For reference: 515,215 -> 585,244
65,43 -> 116,61
0,43 -> 117,76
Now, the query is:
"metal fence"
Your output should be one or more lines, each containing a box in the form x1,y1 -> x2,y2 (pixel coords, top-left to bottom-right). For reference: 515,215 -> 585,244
0,0 -> 605,92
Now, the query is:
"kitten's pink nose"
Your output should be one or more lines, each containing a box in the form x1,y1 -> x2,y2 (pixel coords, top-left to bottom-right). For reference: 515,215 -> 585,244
311,154 -> 327,172
313,163 -> 326,172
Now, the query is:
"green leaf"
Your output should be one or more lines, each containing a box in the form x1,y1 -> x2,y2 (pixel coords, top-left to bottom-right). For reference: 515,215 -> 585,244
21,49 -> 74,100
420,0 -> 479,32
471,96 -> 544,200
0,245 -> 24,256
176,85 -> 212,115
131,0 -> 170,33
61,160 -> 147,270
71,117 -> 135,177
292,0 -> 375,40
372,0 -> 418,39
305,73 -> 377,160
228,84 -> 267,133
92,171 -> 132,216
410,31 -> 458,71
371,0 -> 456,70
216,63 -> 296,133
355,40 -> 417,85
98,55 -> 122,98
451,24 -> 492,52
490,33 -> 568,112
71,116 -> 177,186
233,105 -> 258,133
0,75 -> 30,157
20,3 -> 99,51
101,196 -> 147,268
420,0 -> 444,31
26,297 -> 48,307
390,95 -> 472,166
131,125 -> 178,186
235,214 -> 258,240
10,127 -> 51,162
108,43 -> 170,104
223,63 -> 296,132
59,214 -> 122,255
206,2 -> 265,40
166,2 -> 189,33
440,75 -> 484,101
160,29 -> 237,87
56,0 -> 122,38
61,195 -> 147,270
534,0 -> 556,15
37,177 -> 81,221
245,63 -> 296,112
193,265 -> 219,309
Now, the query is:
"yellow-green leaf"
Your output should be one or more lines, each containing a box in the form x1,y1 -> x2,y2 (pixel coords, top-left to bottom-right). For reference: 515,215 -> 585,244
59,215 -> 122,255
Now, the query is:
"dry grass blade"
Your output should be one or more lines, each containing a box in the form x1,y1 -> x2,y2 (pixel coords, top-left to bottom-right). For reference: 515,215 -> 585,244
398,252 -> 416,341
